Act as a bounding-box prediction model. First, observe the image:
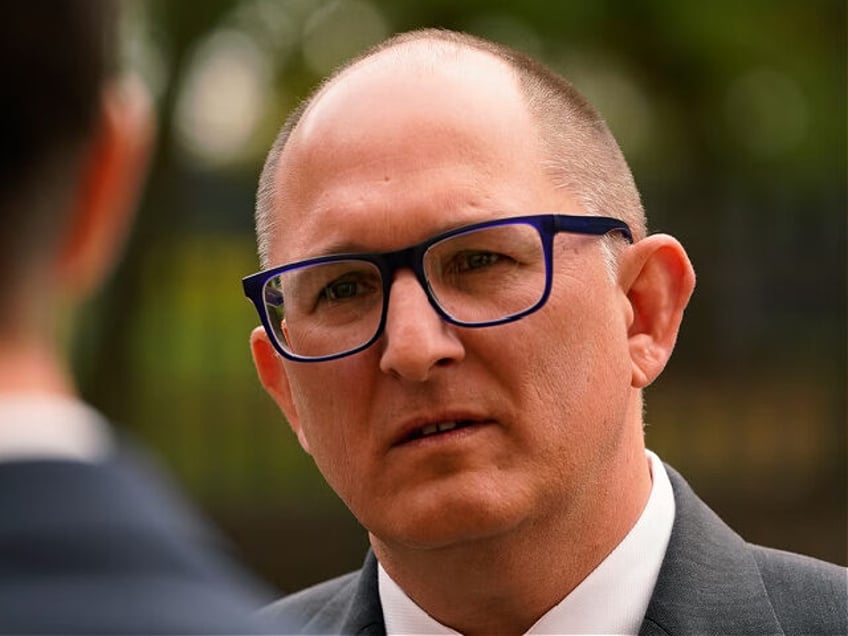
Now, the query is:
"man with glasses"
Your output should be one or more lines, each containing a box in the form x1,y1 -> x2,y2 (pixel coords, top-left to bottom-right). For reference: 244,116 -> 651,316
246,29 -> 846,635
0,3 -> 275,632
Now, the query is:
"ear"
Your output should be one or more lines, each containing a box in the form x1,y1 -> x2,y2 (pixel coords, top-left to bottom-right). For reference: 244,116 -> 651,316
57,76 -> 155,299
249,326 -> 311,454
618,234 -> 695,388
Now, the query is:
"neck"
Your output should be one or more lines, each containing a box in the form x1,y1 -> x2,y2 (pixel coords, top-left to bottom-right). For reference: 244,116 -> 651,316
372,431 -> 652,636
0,333 -> 75,398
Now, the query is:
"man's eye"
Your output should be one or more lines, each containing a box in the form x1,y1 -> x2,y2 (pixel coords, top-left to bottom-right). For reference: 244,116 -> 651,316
322,279 -> 360,301
452,251 -> 504,272
318,275 -> 379,303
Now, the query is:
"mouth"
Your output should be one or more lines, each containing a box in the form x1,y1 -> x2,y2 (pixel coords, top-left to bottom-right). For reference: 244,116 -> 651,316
398,419 -> 482,445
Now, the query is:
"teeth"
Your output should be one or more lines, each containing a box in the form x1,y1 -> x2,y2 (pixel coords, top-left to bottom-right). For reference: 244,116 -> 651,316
420,424 -> 439,437
415,420 -> 464,439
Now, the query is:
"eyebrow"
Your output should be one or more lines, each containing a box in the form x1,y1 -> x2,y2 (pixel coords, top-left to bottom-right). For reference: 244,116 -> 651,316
305,214 -> 502,261
308,239 -> 377,259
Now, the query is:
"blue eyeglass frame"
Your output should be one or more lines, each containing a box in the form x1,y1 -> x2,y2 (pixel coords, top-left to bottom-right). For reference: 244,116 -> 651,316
242,213 -> 633,362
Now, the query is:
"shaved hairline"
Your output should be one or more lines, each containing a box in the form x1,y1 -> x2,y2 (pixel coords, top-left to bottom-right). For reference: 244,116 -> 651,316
255,28 -> 647,268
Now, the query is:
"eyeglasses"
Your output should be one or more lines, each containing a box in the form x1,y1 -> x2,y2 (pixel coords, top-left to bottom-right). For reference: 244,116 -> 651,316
243,214 -> 632,362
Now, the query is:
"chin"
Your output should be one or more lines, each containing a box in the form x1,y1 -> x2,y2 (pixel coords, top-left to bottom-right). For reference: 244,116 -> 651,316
367,492 -> 529,551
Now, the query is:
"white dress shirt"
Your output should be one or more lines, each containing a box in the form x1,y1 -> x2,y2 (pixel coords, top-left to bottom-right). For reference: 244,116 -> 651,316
0,393 -> 113,463
378,450 -> 675,635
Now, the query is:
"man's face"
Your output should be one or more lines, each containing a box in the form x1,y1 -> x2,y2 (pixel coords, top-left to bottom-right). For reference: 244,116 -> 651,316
258,52 -> 640,551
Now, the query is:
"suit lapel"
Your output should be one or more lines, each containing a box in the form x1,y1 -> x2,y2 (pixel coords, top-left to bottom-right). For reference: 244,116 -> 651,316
640,465 -> 783,635
297,550 -> 386,635
339,551 -> 386,635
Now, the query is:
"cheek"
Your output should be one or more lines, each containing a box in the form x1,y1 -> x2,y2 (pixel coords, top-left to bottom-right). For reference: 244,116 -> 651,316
505,282 -> 632,430
286,360 -> 375,485
290,356 -> 369,421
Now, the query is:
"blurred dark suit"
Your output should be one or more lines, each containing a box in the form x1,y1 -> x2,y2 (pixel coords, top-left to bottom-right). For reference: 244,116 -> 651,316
0,441 -> 273,634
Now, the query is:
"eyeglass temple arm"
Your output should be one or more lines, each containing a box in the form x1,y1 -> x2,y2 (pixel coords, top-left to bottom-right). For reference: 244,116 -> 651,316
553,215 -> 633,243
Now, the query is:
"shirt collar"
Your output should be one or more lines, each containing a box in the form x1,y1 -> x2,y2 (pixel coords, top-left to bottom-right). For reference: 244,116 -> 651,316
0,393 -> 113,463
378,450 -> 675,635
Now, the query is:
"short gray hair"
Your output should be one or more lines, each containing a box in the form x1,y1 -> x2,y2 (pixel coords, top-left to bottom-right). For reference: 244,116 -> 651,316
255,29 -> 646,272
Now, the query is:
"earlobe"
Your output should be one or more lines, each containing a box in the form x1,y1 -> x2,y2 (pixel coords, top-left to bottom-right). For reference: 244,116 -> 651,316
249,326 -> 311,453
620,234 -> 695,388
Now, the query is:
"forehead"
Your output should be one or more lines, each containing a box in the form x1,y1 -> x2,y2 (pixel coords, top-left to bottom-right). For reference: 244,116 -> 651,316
268,45 -> 569,264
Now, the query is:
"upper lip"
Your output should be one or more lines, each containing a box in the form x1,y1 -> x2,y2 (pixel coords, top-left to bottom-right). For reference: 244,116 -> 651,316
391,411 -> 494,446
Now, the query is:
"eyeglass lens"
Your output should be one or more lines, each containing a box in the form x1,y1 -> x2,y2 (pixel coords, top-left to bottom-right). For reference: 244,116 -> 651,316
262,222 -> 547,359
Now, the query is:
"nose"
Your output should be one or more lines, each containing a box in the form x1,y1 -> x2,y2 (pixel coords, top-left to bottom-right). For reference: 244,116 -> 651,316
379,270 -> 465,381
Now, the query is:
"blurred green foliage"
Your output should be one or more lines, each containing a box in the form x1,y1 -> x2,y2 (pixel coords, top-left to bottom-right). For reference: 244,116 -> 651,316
73,0 -> 845,591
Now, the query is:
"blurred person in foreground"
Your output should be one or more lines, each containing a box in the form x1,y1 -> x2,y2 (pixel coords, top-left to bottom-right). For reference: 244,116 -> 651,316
244,29 -> 847,635
0,2 -> 275,633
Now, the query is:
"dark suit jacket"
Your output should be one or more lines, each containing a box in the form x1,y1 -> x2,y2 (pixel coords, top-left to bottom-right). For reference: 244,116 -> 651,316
0,445 -> 274,634
263,465 -> 848,635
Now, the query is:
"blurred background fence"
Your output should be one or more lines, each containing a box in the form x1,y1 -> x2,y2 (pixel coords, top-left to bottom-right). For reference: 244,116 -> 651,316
73,0 -> 845,593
